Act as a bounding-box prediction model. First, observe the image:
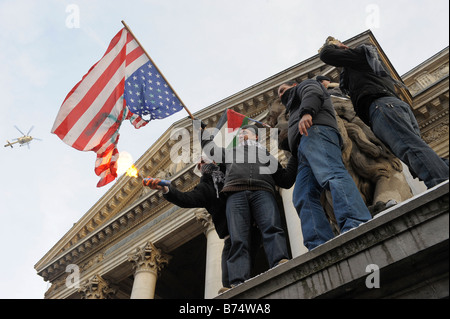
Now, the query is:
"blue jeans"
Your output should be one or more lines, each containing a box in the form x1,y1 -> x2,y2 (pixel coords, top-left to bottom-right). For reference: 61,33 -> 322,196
369,96 -> 449,188
292,125 -> 372,250
221,237 -> 231,288
226,190 -> 289,285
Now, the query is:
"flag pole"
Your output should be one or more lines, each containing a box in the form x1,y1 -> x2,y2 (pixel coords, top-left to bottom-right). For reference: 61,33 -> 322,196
121,20 -> 195,120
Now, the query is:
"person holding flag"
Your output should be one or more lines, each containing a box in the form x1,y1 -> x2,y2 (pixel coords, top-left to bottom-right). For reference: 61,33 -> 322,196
201,117 -> 297,288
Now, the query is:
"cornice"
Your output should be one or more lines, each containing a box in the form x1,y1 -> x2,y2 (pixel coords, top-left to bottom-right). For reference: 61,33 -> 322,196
411,78 -> 449,121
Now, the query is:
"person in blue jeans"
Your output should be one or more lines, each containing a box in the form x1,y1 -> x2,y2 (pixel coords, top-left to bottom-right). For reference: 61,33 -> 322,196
319,37 -> 449,189
202,124 -> 297,287
278,79 -> 372,250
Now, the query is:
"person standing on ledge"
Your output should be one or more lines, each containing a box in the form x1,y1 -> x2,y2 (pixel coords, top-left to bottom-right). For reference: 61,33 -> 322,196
202,124 -> 297,287
319,36 -> 449,189
278,78 -> 372,250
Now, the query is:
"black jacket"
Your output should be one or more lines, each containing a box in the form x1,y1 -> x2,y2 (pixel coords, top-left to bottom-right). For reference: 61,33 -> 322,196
283,79 -> 339,154
163,173 -> 228,238
201,139 -> 298,194
319,44 -> 399,126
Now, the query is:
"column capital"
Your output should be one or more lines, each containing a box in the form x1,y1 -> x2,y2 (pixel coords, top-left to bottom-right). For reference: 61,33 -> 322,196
78,274 -> 117,299
195,209 -> 215,234
128,241 -> 171,277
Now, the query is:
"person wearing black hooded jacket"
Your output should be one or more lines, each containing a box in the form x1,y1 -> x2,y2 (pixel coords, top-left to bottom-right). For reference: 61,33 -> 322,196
319,37 -> 449,189
278,78 -> 371,250
143,159 -> 231,291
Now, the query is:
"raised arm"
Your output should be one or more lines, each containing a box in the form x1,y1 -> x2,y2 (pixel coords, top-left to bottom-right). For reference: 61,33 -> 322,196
319,43 -> 366,68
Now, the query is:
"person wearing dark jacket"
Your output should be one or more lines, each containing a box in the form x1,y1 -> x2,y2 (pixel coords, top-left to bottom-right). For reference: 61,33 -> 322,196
143,158 -> 231,290
202,124 -> 297,287
319,37 -> 449,189
278,78 -> 371,250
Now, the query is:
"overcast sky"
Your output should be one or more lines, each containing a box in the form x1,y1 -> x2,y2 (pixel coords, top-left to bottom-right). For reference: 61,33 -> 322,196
0,0 -> 448,299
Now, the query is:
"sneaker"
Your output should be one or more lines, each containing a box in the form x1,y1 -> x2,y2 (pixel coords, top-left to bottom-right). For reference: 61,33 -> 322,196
276,259 -> 289,266
218,287 -> 230,294
385,199 -> 398,208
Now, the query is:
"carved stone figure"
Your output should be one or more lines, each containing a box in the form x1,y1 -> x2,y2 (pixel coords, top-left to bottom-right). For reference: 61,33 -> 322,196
330,93 -> 413,214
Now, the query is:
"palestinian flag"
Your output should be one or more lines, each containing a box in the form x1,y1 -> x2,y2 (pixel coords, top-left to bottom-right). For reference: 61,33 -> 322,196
214,109 -> 249,148
210,109 -> 270,149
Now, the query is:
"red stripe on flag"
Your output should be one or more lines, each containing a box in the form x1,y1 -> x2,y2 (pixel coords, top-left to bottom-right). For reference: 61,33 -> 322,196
126,46 -> 146,66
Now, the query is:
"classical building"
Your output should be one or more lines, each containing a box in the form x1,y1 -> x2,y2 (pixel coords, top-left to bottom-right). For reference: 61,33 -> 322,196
35,30 -> 449,299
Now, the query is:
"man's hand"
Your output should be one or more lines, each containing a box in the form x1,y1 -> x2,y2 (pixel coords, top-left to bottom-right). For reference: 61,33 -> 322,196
143,177 -> 169,193
193,118 -> 207,130
335,41 -> 349,50
298,114 -> 313,136
319,36 -> 349,52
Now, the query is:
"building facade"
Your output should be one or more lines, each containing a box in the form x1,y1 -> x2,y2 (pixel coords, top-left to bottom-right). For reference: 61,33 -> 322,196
35,30 -> 449,299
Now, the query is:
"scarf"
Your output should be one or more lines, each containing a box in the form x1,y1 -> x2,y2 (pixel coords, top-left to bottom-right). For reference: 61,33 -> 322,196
201,163 -> 225,198
238,139 -> 266,150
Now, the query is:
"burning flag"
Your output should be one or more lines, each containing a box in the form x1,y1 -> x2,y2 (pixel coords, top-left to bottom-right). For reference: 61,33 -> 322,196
51,22 -> 189,187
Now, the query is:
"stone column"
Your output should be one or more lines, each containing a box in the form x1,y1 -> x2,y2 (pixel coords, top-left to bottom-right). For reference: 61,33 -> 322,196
128,241 -> 170,299
279,186 -> 308,258
78,274 -> 117,299
195,209 -> 224,299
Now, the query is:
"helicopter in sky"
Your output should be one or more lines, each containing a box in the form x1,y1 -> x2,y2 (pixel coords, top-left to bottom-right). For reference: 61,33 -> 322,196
4,126 -> 42,149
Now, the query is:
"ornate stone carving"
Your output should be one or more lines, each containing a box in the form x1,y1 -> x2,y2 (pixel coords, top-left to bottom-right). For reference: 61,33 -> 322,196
128,241 -> 171,276
79,253 -> 104,272
329,95 -> 413,217
422,120 -> 449,144
408,62 -> 449,95
78,274 -> 117,299
195,209 -> 214,233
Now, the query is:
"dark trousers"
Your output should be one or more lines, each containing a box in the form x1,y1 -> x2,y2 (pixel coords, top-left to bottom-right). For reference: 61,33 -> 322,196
225,190 -> 289,286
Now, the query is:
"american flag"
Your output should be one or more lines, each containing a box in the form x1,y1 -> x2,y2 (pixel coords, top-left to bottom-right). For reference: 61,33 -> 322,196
52,27 -> 184,187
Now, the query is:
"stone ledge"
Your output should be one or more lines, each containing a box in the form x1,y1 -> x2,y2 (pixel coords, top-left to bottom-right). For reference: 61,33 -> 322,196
216,181 -> 449,299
